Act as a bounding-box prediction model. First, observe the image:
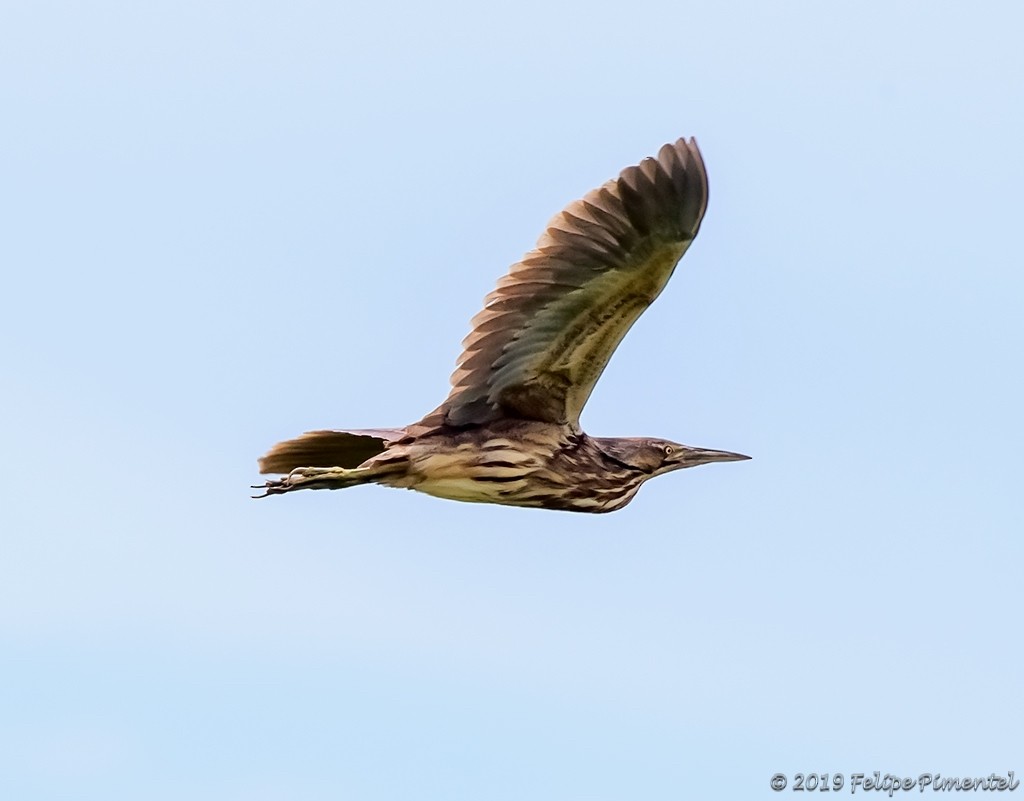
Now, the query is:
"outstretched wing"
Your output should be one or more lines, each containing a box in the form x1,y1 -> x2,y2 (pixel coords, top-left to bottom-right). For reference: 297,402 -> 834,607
436,137 -> 709,429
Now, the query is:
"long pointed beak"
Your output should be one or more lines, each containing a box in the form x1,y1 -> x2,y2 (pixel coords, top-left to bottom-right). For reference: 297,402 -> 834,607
677,446 -> 752,465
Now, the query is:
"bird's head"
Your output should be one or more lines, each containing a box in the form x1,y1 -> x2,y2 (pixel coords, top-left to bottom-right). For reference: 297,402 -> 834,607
598,437 -> 751,477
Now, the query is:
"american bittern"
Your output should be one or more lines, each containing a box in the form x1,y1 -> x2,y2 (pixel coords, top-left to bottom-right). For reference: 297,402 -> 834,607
256,137 -> 748,513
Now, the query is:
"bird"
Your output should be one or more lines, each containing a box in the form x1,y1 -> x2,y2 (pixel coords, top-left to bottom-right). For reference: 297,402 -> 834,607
255,137 -> 748,513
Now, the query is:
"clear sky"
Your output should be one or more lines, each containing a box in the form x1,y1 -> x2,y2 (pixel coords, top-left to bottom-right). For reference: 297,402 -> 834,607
3,1 -> 1022,798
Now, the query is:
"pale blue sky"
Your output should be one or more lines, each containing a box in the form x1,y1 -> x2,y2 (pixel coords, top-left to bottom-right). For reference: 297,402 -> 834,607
2,1 -> 1022,798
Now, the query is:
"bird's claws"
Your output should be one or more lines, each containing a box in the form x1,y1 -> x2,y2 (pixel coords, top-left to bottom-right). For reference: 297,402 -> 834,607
251,467 -> 325,498
251,478 -> 290,499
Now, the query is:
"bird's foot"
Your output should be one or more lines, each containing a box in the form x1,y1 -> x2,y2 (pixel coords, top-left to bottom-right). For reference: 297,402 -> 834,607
251,466 -> 360,498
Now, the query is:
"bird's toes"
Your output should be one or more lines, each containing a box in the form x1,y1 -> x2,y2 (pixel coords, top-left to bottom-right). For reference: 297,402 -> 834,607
251,477 -> 290,498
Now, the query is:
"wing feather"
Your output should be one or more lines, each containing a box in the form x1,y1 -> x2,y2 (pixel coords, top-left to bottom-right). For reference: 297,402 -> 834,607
433,137 -> 709,429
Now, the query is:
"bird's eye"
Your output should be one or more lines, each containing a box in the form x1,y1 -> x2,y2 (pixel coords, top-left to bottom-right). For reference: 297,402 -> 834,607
663,445 -> 673,456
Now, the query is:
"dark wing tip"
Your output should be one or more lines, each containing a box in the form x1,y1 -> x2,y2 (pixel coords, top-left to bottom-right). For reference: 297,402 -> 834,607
616,137 -> 708,244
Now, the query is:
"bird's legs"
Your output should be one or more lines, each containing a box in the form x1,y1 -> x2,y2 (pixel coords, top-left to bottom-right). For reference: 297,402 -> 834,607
252,466 -> 376,498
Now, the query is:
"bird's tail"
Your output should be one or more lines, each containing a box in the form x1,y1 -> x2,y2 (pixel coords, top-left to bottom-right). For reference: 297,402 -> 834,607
258,428 -> 405,474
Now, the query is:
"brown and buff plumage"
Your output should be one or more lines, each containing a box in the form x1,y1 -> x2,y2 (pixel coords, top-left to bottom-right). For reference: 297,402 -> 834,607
256,137 -> 748,513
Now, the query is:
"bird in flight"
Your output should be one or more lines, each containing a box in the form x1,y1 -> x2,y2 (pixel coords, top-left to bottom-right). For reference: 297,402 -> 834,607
256,137 -> 748,513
